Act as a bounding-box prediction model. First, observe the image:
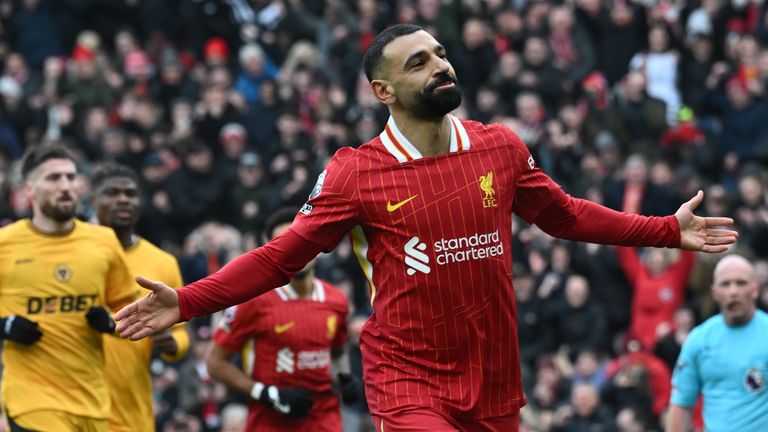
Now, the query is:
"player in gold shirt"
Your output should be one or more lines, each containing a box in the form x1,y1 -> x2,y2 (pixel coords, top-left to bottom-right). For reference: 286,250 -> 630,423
0,146 -> 137,432
92,163 -> 189,432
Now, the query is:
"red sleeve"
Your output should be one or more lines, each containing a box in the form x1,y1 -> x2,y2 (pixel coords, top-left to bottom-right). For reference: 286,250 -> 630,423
177,149 -> 360,321
177,227 -> 324,321
616,247 -> 642,282
534,195 -> 680,247
212,304 -> 254,353
292,147 -> 360,252
508,133 -> 680,248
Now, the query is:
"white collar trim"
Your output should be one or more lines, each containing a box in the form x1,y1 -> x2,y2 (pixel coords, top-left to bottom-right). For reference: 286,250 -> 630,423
378,114 -> 470,163
275,279 -> 325,302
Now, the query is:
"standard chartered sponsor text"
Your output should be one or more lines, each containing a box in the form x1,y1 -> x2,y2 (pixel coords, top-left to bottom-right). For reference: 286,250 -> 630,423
433,230 -> 503,265
297,349 -> 331,370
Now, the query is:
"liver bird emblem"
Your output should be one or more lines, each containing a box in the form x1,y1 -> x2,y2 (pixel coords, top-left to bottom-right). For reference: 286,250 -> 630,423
479,171 -> 495,200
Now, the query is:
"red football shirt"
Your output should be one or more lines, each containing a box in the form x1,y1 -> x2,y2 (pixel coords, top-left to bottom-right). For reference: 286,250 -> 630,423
180,115 -> 679,420
212,279 -> 348,430
289,115 -> 679,419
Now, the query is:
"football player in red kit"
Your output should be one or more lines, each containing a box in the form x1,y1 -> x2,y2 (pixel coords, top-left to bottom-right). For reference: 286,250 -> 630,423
206,208 -> 358,431
118,25 -> 737,431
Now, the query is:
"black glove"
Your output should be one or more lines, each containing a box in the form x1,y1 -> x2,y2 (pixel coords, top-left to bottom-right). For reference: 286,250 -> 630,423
252,382 -> 313,419
0,315 -> 42,345
337,372 -> 364,404
86,307 -> 116,333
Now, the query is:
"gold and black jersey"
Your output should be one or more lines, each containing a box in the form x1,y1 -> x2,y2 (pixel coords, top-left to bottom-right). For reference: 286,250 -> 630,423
105,237 -> 188,432
0,219 -> 136,419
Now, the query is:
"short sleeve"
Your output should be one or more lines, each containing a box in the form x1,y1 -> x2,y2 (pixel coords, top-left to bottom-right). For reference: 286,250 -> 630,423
670,330 -> 703,408
212,304 -> 255,353
292,148 -> 360,252
507,129 -> 566,224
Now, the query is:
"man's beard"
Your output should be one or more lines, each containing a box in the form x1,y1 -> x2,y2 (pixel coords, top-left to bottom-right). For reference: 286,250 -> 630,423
409,74 -> 463,119
110,217 -> 135,231
110,208 -> 140,230
41,201 -> 76,222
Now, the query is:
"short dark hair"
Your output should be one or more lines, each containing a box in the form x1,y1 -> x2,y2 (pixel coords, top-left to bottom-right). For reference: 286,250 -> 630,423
21,145 -> 78,180
91,162 -> 141,192
264,207 -> 299,240
363,24 -> 424,81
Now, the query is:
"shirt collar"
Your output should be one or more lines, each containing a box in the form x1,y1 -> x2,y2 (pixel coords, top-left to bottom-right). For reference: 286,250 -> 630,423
275,279 -> 325,302
378,114 -> 471,163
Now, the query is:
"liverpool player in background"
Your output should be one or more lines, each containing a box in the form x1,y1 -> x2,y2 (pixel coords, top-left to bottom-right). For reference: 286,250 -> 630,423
0,146 -> 136,432
92,163 -> 190,432
117,25 -> 738,431
206,208 -> 359,431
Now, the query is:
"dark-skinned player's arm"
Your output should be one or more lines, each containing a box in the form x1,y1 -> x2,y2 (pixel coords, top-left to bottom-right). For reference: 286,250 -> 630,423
332,347 -> 364,404
206,343 -> 253,396
206,341 -> 313,419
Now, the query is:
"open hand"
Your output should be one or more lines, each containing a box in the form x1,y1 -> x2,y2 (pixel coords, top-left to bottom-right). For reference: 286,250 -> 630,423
115,276 -> 180,340
675,191 -> 737,253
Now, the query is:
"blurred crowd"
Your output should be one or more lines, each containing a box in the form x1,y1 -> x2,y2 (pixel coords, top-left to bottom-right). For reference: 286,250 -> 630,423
0,0 -> 768,431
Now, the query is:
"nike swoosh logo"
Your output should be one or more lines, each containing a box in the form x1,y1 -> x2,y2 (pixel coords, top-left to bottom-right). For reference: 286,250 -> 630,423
274,322 -> 295,334
387,195 -> 418,213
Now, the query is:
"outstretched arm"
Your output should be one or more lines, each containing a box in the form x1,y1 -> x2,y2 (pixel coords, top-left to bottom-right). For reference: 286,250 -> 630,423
530,191 -> 735,252
116,228 -> 323,339
510,130 -> 735,252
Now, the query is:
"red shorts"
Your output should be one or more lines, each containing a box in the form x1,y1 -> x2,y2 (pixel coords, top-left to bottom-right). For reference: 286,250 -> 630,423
246,392 -> 341,432
372,406 -> 519,432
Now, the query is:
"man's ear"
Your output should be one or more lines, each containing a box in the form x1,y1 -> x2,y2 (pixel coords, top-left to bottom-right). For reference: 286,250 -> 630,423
370,80 -> 396,105
23,174 -> 34,198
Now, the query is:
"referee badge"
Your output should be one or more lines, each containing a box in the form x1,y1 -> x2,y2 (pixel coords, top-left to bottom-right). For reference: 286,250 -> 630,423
744,368 -> 765,393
